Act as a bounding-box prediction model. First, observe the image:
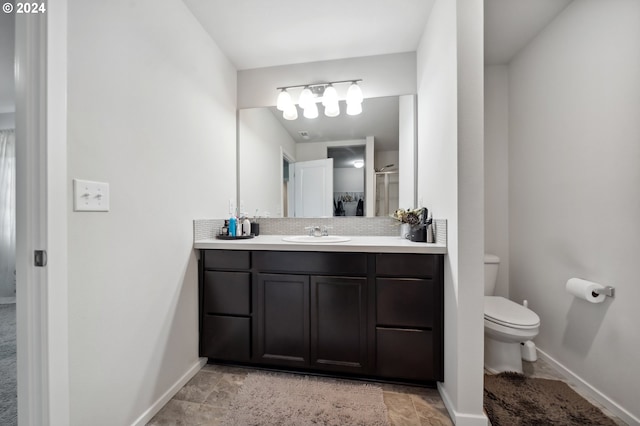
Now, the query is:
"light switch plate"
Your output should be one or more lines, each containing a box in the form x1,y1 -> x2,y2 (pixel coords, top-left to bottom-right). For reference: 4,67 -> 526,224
73,179 -> 110,212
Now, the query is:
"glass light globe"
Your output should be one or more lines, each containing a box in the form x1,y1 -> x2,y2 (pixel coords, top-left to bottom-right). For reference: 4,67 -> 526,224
299,87 -> 313,109
322,85 -> 338,107
353,160 -> 365,168
346,102 -> 362,116
324,102 -> 340,117
303,101 -> 318,119
346,82 -> 363,105
283,104 -> 298,120
276,89 -> 292,111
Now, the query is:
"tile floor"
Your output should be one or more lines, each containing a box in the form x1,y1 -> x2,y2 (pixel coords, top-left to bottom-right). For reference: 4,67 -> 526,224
150,357 -> 626,425
147,364 -> 453,425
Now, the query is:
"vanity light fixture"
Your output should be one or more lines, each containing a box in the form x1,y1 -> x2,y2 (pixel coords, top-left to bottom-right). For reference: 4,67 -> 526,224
275,79 -> 363,120
353,159 -> 365,169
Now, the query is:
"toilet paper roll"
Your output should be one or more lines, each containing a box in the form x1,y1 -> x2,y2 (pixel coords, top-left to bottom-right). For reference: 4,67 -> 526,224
565,278 -> 606,303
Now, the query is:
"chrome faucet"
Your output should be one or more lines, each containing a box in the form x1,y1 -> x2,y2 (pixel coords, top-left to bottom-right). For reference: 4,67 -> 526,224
304,225 -> 333,237
305,225 -> 322,237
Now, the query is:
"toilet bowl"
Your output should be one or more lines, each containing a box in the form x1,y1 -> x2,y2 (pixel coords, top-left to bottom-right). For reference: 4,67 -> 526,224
483,254 -> 540,373
484,296 -> 539,373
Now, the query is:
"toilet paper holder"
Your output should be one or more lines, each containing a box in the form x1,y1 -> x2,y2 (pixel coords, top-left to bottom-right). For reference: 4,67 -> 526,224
592,286 -> 615,297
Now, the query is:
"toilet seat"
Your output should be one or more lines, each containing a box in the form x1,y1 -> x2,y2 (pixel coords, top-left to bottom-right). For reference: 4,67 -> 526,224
484,296 -> 540,330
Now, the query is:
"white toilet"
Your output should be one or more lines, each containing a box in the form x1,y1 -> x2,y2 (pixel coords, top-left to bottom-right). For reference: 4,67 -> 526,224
484,254 -> 540,373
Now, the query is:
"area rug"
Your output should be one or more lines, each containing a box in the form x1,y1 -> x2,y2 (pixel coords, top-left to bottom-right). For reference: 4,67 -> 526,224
220,371 -> 390,426
484,372 -> 617,426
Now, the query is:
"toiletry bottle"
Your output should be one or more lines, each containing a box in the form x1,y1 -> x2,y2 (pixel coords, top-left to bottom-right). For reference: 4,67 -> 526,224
426,212 -> 434,243
229,216 -> 237,237
221,219 -> 229,236
235,217 -> 241,237
243,217 -> 251,236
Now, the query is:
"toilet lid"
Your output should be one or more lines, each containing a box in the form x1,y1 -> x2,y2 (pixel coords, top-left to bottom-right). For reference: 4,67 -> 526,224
484,296 -> 540,328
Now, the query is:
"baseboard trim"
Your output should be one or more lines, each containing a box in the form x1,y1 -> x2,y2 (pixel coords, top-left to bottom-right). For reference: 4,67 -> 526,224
437,382 -> 488,426
536,348 -> 639,426
131,357 -> 208,426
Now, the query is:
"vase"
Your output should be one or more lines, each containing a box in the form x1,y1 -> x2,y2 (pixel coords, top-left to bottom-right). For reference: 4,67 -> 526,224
400,223 -> 411,239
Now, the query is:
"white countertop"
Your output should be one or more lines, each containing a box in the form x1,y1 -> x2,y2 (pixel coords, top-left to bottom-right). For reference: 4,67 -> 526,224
194,235 -> 447,254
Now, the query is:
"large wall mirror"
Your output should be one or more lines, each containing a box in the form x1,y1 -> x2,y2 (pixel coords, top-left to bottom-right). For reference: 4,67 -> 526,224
238,95 -> 416,218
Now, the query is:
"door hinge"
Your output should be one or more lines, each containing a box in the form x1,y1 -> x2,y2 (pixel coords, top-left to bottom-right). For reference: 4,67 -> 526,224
34,250 -> 47,267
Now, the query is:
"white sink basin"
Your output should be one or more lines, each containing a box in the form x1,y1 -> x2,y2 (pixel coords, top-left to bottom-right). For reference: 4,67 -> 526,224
282,235 -> 351,243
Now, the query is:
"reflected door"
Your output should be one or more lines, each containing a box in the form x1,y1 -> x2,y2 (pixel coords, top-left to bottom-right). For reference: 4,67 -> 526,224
291,158 -> 333,217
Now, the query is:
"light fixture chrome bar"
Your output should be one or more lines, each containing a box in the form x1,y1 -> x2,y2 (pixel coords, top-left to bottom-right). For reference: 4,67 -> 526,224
276,79 -> 362,91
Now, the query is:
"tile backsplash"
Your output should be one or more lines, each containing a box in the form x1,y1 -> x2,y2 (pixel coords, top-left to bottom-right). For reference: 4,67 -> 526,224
194,217 -> 447,245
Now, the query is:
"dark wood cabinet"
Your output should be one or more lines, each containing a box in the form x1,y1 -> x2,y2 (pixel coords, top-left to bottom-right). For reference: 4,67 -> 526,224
256,273 -> 310,367
255,273 -> 367,373
199,249 -> 443,384
310,276 -> 367,373
201,315 -> 251,361
199,251 -> 252,362
374,256 -> 444,382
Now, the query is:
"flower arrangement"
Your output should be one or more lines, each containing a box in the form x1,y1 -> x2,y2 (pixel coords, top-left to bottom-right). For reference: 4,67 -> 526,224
391,208 -> 424,225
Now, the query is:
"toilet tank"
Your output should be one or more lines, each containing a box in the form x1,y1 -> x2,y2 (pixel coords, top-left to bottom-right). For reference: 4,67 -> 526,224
484,254 -> 500,296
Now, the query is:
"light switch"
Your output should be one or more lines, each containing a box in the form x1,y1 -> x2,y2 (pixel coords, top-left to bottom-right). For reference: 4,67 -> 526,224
73,179 -> 110,212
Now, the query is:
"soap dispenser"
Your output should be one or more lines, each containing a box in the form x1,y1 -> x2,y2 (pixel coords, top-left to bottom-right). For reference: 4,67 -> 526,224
242,216 -> 251,236
229,216 -> 237,237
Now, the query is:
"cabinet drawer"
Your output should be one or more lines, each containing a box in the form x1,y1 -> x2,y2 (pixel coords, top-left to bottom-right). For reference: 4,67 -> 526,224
201,315 -> 251,361
375,253 -> 438,277
203,250 -> 250,270
376,278 -> 437,328
253,251 -> 366,275
376,327 -> 437,381
203,271 -> 251,315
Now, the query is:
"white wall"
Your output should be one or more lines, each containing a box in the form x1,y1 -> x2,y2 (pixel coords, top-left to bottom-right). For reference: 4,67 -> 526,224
484,65 -> 509,297
296,139 -> 366,162
398,95 -> 416,209
509,1 -> 640,422
66,0 -> 236,424
334,168 -> 364,193
375,150 -> 399,171
239,108 -> 296,217
417,0 -> 486,424
238,52 -> 417,108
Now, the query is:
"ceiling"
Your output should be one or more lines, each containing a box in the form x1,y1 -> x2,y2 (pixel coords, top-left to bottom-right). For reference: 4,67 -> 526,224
484,0 -> 572,65
184,0 -> 573,70
268,96 -> 399,151
182,0 -> 435,70
328,146 -> 366,169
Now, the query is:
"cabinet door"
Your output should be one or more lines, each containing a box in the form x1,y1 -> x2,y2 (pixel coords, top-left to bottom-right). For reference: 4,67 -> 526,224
376,278 -> 437,328
376,327 -> 439,381
256,274 -> 310,367
203,271 -> 251,316
310,276 -> 367,373
201,315 -> 251,362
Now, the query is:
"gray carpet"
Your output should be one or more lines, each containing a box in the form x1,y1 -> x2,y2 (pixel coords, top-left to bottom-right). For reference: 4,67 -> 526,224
220,371 -> 390,425
0,303 -> 17,426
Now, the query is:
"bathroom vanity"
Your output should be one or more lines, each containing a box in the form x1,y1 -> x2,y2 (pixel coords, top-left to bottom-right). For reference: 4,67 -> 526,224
195,236 -> 445,384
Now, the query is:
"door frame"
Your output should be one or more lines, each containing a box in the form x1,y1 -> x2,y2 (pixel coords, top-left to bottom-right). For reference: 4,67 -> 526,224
279,146 -> 295,217
15,1 -> 69,424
